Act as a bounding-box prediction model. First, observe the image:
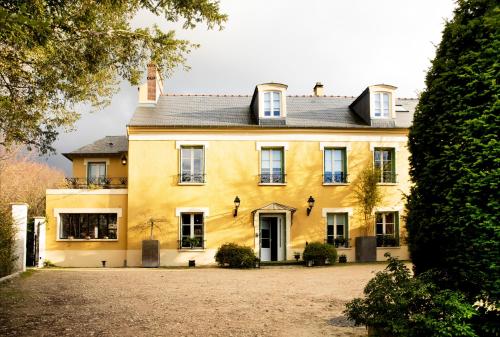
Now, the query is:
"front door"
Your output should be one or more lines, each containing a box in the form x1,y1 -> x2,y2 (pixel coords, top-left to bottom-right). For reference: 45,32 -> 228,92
260,215 -> 285,261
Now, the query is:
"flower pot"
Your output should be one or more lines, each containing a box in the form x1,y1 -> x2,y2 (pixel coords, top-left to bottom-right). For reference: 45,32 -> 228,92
355,236 -> 377,262
142,240 -> 160,267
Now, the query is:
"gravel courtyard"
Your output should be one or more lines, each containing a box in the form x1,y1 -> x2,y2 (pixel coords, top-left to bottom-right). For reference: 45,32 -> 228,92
0,264 -> 387,337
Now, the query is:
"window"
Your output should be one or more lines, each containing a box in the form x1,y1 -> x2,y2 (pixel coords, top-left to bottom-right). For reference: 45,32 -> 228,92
180,213 -> 204,249
375,212 -> 399,247
260,148 -> 285,183
60,213 -> 117,240
87,162 -> 106,185
324,148 -> 347,183
180,146 -> 205,183
326,213 -> 349,247
263,91 -> 281,117
374,148 -> 396,183
372,92 -> 390,118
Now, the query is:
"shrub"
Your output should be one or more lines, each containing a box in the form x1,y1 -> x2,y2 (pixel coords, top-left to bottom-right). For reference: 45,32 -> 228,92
344,255 -> 478,337
0,208 -> 17,277
338,254 -> 347,263
215,243 -> 257,268
302,242 -> 337,266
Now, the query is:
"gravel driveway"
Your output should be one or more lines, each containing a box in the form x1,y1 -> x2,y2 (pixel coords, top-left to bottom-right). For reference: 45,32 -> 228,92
0,264 -> 386,337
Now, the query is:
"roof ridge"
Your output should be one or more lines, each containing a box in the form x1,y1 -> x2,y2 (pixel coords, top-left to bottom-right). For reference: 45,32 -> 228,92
161,93 -> 358,98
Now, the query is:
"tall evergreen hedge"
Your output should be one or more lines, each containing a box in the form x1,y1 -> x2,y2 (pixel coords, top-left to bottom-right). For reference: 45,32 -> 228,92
406,0 -> 499,333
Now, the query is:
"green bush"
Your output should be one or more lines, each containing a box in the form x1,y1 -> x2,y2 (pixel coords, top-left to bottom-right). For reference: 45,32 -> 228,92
344,255 -> 478,337
0,208 -> 17,277
215,243 -> 257,268
302,242 -> 337,266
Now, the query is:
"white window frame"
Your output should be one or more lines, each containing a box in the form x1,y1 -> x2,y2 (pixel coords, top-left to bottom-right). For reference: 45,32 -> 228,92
323,147 -> 348,184
259,147 -> 286,184
263,91 -> 282,118
179,212 -> 205,249
179,145 -> 206,184
326,213 -> 349,246
373,147 -> 396,183
372,92 -> 390,118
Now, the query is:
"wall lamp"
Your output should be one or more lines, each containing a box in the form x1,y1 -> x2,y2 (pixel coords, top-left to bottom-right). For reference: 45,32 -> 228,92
306,196 -> 315,216
233,196 -> 240,217
121,153 -> 128,165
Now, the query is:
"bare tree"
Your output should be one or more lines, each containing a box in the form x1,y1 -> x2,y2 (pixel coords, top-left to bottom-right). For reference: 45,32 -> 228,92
353,164 -> 382,236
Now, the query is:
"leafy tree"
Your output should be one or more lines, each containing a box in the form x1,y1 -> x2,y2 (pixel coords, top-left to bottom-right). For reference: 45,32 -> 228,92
353,164 -> 382,236
406,0 -> 499,334
0,1 -> 227,153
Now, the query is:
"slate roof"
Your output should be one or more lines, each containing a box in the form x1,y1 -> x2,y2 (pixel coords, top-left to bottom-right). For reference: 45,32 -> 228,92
129,94 -> 418,129
63,136 -> 128,159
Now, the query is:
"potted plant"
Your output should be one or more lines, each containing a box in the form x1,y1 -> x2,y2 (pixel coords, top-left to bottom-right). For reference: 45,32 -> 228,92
294,252 -> 301,262
338,254 -> 347,263
132,218 -> 168,268
68,235 -> 74,240
183,237 -> 201,249
353,164 -> 382,262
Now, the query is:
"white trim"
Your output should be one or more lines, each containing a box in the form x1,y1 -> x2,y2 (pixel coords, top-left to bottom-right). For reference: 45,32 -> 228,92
54,208 -> 123,218
54,208 -> 122,242
256,142 -> 289,151
83,158 -> 110,166
253,209 -> 292,261
319,142 -> 352,151
374,206 -> 403,213
321,208 -> 354,217
175,141 -> 209,149
46,189 -> 128,195
369,142 -> 402,152
175,207 -> 209,217
130,133 -> 408,142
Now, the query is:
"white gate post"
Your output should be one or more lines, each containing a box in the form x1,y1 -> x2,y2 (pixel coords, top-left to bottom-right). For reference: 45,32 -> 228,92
34,217 -> 46,268
11,203 -> 28,273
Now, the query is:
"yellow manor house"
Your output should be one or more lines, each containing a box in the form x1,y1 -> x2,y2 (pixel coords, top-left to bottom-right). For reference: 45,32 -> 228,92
45,67 -> 418,267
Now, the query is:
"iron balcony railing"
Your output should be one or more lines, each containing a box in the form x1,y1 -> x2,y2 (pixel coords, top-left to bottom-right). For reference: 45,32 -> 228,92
378,172 -> 398,184
178,238 -> 206,250
325,237 -> 351,248
65,177 -> 128,189
376,234 -> 399,247
178,173 -> 206,184
259,173 -> 286,184
323,172 -> 348,184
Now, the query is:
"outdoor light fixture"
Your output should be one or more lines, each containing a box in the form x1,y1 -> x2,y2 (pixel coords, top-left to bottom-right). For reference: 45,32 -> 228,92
307,196 -> 315,216
233,196 -> 240,217
121,154 -> 127,165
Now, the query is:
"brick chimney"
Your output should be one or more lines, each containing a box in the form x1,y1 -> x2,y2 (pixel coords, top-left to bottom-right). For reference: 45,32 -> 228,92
138,64 -> 163,105
313,82 -> 324,96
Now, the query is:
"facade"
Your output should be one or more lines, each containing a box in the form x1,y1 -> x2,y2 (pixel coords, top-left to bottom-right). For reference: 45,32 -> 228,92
45,67 -> 417,267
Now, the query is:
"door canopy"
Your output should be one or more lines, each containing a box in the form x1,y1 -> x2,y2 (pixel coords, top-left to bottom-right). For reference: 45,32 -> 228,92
251,202 -> 296,215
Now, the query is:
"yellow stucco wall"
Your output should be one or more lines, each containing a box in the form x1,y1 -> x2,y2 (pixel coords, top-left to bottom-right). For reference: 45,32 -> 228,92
71,156 -> 127,179
126,128 -> 410,264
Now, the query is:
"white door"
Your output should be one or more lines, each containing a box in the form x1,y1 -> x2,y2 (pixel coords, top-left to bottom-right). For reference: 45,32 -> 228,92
276,216 -> 285,261
260,218 -> 271,261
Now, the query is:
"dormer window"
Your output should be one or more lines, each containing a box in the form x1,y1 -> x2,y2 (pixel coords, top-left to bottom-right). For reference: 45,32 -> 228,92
373,92 -> 390,118
263,91 -> 281,117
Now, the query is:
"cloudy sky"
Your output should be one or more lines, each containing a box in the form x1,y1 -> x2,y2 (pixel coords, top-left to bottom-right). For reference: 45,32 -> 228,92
42,0 -> 456,173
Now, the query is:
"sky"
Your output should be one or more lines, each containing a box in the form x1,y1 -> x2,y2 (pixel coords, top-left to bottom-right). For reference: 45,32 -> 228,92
41,0 -> 456,174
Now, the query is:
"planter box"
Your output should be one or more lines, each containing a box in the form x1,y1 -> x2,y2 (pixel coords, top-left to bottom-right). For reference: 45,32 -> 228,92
142,240 -> 159,268
355,236 -> 377,262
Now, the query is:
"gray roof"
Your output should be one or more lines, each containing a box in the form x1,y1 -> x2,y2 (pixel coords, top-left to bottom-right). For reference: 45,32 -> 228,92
129,94 -> 417,129
63,136 -> 128,159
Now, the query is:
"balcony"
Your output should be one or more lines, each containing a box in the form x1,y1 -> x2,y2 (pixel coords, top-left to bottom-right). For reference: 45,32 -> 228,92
259,173 -> 286,184
376,234 -> 399,247
323,172 -> 348,184
64,177 -> 127,189
378,172 -> 397,184
178,238 -> 206,250
326,237 -> 351,248
178,173 -> 206,184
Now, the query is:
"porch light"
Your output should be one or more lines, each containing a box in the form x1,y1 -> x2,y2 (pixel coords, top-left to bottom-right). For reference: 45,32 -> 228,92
233,196 -> 240,217
307,196 -> 315,216
121,154 -> 127,165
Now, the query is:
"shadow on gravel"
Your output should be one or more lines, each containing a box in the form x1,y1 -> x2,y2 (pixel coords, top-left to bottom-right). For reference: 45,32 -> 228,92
327,315 -> 357,328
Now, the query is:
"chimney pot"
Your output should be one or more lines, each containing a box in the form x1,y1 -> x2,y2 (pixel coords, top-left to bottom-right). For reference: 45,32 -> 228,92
313,82 -> 324,96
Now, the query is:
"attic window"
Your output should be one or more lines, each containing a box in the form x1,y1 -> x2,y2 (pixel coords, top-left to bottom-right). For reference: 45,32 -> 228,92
263,91 -> 281,117
373,92 -> 390,118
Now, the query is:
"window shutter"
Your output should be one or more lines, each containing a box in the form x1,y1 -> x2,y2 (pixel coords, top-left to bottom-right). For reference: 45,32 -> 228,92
395,212 -> 400,246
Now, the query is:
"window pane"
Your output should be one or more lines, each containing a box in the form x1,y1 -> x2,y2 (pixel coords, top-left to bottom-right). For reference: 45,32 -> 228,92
182,225 -> 191,236
194,213 -> 203,224
336,224 -> 344,237
336,214 -> 345,226
386,223 -> 395,235
324,149 -> 332,173
383,93 -> 389,116
193,225 -> 203,236
327,226 -> 334,236
385,212 -> 394,224
376,222 -> 383,235
272,92 -> 280,116
264,92 -> 271,116
181,213 -> 191,225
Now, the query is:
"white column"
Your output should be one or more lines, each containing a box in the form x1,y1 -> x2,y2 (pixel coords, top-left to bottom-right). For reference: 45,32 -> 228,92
11,203 -> 28,273
34,217 -> 46,268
